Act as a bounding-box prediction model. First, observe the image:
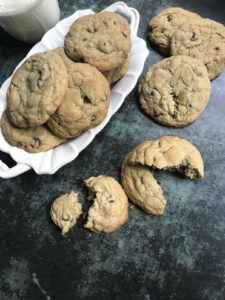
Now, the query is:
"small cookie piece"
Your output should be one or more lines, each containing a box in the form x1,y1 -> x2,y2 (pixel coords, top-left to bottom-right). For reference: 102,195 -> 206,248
50,191 -> 82,235
84,175 -> 129,233
7,51 -> 68,127
148,7 -> 201,55
1,111 -> 65,153
121,154 -> 166,215
103,52 -> 131,84
170,19 -> 225,79
128,136 -> 204,179
139,55 -> 211,127
64,12 -> 131,72
47,62 -> 110,139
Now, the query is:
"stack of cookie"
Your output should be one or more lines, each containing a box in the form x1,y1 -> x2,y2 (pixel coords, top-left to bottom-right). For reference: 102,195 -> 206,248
148,7 -> 225,80
1,11 -> 131,153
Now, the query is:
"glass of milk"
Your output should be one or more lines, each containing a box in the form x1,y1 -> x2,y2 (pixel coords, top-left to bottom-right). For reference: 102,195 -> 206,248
0,0 -> 60,43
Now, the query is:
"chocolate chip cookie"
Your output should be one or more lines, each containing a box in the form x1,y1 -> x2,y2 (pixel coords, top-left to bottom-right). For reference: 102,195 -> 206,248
7,51 -> 68,127
103,52 -> 131,84
84,175 -> 129,233
47,61 -> 110,139
139,55 -> 211,127
128,136 -> 204,178
64,12 -> 131,72
148,7 -> 200,55
121,136 -> 204,215
1,111 -> 65,153
170,19 -> 225,80
121,154 -> 166,215
50,191 -> 82,235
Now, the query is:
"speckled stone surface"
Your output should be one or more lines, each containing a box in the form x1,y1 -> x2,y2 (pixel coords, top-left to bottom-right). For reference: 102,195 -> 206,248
0,1 -> 225,299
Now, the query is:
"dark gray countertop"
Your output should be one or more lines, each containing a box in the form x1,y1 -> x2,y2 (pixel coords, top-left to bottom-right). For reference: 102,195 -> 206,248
0,0 -> 225,299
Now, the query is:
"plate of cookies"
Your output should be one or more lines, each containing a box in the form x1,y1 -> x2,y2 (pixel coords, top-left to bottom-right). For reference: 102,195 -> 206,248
0,2 -> 149,178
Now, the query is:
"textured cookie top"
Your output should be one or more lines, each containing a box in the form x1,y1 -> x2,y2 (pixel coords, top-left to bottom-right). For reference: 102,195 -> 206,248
84,175 -> 129,233
103,52 -> 131,84
170,19 -> 225,80
1,111 -> 65,153
128,136 -> 204,179
7,51 -> 68,128
50,191 -> 82,235
121,154 -> 166,215
47,60 -> 110,139
64,12 -> 131,72
139,55 -> 211,127
148,7 -> 200,54
121,136 -> 204,215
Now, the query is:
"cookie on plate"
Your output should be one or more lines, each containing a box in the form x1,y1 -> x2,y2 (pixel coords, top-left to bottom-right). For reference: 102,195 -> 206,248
84,175 -> 129,233
170,19 -> 225,80
103,52 -> 131,84
1,111 -> 65,153
64,12 -> 131,72
47,57 -> 110,139
50,191 -> 82,235
7,51 -> 68,128
139,55 -> 211,127
148,7 -> 201,55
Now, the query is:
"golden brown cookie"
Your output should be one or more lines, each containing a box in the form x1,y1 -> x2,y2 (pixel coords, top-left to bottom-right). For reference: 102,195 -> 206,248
64,12 -> 131,72
148,7 -> 201,55
139,56 -> 211,127
170,18 -> 225,80
121,154 -> 166,215
7,51 -> 68,127
47,60 -> 110,139
84,175 -> 129,233
50,191 -> 82,235
121,136 -> 204,215
103,52 -> 131,84
1,111 -> 65,153
128,136 -> 204,178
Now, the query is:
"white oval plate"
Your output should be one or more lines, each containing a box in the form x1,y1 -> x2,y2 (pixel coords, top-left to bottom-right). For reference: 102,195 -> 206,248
0,1 -> 149,178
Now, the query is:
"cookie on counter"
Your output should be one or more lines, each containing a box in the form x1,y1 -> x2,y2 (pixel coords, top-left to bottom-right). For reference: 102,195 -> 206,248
64,12 -> 131,72
148,7 -> 201,55
170,19 -> 225,80
1,111 -> 65,153
47,54 -> 110,139
121,154 -> 166,215
50,191 -> 82,235
139,55 -> 211,127
84,175 -> 129,233
7,51 -> 68,128
121,136 -> 204,215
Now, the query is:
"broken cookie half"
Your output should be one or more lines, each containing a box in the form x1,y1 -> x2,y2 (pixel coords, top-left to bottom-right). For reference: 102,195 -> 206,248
50,191 -> 82,235
84,175 -> 129,233
121,136 -> 204,215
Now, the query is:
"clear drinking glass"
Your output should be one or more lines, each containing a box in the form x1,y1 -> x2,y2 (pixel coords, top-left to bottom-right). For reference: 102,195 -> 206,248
0,0 -> 60,43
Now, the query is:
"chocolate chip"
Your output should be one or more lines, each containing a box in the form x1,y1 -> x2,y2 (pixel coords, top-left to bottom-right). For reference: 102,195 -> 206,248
167,15 -> 172,21
215,46 -> 220,51
191,32 -> 198,41
91,115 -> 96,121
83,96 -> 92,104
